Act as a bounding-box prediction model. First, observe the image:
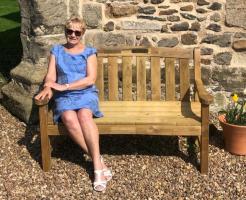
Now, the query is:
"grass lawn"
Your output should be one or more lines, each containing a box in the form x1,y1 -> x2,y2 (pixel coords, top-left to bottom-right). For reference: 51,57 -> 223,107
0,0 -> 22,80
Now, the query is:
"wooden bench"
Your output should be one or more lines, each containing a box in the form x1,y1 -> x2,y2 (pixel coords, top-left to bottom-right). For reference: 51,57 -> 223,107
35,47 -> 213,174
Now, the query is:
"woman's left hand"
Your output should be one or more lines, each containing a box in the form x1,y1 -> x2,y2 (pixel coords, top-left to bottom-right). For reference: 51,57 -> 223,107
45,82 -> 67,91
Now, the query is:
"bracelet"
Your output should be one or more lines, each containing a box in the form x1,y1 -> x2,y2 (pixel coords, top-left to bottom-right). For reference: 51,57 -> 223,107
65,83 -> 70,90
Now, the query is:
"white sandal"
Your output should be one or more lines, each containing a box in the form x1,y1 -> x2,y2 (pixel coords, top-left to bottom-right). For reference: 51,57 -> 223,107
100,156 -> 113,181
93,170 -> 107,192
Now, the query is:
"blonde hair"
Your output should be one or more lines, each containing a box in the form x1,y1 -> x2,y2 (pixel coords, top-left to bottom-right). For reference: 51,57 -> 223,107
65,16 -> 86,33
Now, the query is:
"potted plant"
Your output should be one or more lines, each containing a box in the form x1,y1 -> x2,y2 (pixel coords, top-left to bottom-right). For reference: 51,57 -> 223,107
218,93 -> 246,155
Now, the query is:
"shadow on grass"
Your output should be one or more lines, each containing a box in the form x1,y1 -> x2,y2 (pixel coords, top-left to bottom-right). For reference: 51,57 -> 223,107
1,11 -> 21,23
0,26 -> 22,79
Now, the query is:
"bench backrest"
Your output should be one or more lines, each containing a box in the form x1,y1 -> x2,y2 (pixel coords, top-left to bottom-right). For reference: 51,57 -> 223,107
96,47 -> 201,102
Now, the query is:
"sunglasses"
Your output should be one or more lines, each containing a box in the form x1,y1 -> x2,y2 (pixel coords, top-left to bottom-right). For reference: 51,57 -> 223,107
66,29 -> 82,37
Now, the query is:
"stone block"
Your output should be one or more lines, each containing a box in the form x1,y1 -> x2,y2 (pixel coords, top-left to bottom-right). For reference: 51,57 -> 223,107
159,9 -> 178,15
210,13 -> 221,22
208,2 -> 222,11
137,15 -> 166,21
138,6 -> 156,14
232,40 -> 246,51
211,66 -> 246,91
31,0 -> 68,27
180,5 -> 193,11
196,8 -> 207,13
201,34 -> 231,47
106,2 -> 137,18
201,47 -> 213,55
84,31 -> 135,47
157,37 -> 179,47
226,0 -> 246,29
197,0 -> 209,6
197,16 -> 207,22
234,32 -> 246,38
1,81 -> 39,124
214,52 -> 232,65
82,3 -> 102,28
11,61 -> 47,86
181,33 -> 197,45
121,21 -> 162,31
167,15 -> 180,22
180,13 -> 196,20
170,22 -> 189,31
104,21 -> 115,32
30,35 -> 66,64
151,0 -> 164,4
190,22 -> 201,31
161,25 -> 169,33
206,24 -> 222,32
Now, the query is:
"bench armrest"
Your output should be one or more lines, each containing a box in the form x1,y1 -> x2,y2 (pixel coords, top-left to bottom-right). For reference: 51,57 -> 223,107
34,97 -> 50,106
195,79 -> 213,105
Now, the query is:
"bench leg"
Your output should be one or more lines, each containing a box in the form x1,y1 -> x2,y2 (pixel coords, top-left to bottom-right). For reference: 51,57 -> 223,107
41,133 -> 51,171
39,105 -> 51,171
200,104 -> 209,174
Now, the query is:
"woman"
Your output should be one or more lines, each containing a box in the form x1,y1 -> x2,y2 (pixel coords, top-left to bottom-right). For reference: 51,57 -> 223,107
35,16 -> 112,192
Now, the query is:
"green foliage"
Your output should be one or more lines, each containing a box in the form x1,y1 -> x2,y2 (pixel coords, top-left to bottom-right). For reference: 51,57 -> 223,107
219,94 -> 246,126
0,0 -> 22,79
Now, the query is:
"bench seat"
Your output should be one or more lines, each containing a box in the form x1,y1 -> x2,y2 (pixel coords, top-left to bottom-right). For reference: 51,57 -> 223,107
47,101 -> 202,136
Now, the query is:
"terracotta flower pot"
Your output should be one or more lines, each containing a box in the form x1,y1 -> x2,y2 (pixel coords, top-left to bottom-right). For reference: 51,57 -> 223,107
218,115 -> 246,155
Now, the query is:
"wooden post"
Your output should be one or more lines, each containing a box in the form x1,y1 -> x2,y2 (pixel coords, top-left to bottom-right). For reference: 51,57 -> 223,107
194,48 -> 201,102
39,105 -> 51,171
201,104 -> 209,174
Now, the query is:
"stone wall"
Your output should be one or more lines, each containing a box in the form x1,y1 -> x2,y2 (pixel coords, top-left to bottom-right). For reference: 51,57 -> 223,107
1,0 -> 246,123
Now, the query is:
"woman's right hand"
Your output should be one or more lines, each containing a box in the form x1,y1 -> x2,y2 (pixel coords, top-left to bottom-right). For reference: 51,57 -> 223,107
35,87 -> 53,101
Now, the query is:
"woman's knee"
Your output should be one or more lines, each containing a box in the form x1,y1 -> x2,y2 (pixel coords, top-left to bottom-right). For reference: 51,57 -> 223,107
61,111 -> 78,126
78,109 -> 93,125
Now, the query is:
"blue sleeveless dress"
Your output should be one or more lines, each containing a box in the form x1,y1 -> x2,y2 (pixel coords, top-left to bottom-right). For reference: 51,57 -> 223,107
50,45 -> 103,123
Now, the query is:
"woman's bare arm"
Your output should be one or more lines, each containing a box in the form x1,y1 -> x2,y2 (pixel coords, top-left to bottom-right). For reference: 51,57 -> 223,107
35,54 -> 57,100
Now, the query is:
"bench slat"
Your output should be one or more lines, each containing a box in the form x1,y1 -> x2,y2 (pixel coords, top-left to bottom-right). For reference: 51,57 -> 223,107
98,101 -> 199,107
96,117 -> 200,125
47,124 -> 201,136
99,112 -> 200,117
151,57 -> 161,100
99,125 -> 201,135
122,56 -> 133,100
108,57 -> 118,100
96,57 -> 104,101
180,58 -> 190,101
165,58 -> 175,100
137,56 -> 146,100
150,47 -> 194,59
